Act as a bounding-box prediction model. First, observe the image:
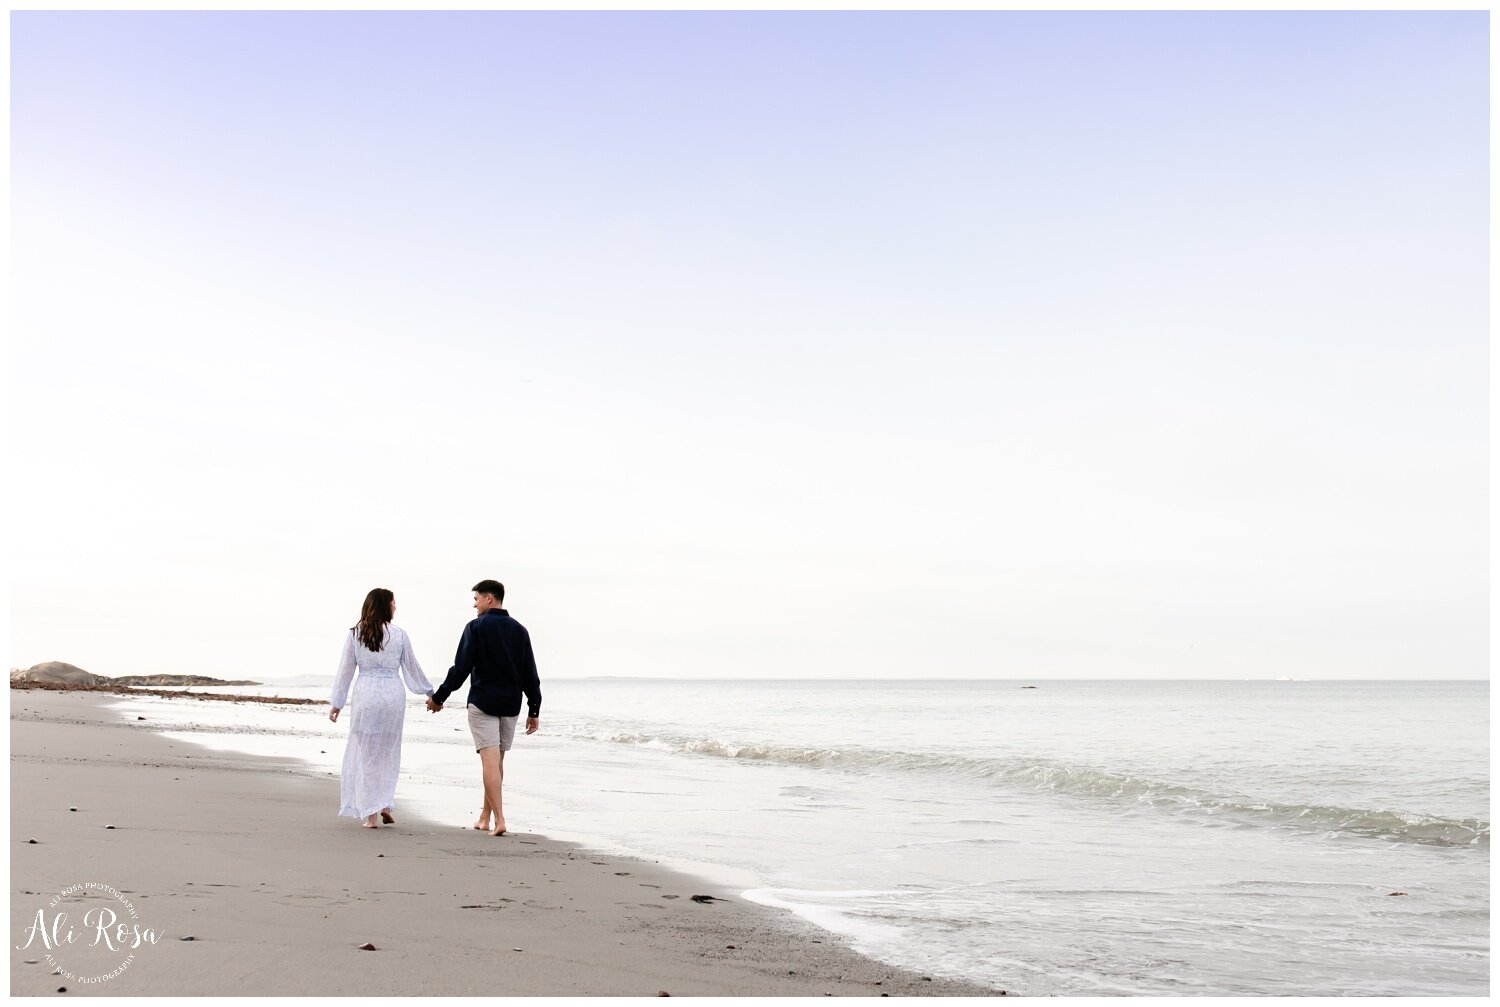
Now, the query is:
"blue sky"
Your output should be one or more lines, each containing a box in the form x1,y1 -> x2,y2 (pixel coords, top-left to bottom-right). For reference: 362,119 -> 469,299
9,11 -> 1488,680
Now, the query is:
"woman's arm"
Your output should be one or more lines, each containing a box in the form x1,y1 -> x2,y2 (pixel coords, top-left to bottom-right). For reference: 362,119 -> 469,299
330,631 -> 358,714
399,628 -> 435,696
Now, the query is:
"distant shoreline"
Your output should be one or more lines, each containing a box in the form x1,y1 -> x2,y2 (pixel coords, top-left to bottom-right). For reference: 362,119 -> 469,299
9,680 -> 321,706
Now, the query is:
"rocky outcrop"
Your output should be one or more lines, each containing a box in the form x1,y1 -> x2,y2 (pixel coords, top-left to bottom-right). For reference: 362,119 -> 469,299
11,662 -> 107,686
112,675 -> 261,687
11,664 -> 261,688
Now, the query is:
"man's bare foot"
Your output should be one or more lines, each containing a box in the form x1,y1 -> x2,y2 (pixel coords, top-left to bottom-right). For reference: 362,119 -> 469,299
381,809 -> 395,824
363,813 -> 380,829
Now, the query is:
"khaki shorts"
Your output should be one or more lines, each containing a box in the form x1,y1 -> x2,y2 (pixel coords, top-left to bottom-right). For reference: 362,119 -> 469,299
466,704 -> 518,752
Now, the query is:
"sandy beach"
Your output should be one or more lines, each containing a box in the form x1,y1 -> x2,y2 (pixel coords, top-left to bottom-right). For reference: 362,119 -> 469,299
10,689 -> 998,997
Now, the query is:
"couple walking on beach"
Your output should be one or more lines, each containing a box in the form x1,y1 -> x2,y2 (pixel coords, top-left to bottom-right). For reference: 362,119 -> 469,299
328,579 -> 542,835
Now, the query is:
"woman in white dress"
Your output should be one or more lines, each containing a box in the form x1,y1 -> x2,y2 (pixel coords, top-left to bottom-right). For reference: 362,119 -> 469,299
328,588 -> 435,829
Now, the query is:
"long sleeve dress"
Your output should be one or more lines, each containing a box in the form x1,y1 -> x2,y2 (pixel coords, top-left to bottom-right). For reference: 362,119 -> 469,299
330,623 -> 434,819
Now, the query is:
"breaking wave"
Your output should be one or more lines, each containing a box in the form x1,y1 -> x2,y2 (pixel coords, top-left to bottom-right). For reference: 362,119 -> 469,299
580,730 -> 1488,849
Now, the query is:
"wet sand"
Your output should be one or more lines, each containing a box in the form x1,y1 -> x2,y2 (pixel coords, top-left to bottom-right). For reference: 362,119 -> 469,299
10,689 -> 1001,997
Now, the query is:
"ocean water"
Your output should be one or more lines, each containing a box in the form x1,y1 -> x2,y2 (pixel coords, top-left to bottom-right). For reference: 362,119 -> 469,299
101,679 -> 1488,995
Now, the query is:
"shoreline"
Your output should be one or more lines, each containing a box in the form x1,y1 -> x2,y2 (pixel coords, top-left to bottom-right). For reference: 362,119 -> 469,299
11,689 -> 1001,997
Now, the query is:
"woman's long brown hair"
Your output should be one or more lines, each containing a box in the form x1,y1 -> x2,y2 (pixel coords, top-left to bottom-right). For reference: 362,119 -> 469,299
354,588 -> 395,651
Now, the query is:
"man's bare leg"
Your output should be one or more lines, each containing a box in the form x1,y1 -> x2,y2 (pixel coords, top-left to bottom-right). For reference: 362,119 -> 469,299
473,749 -> 499,830
479,746 -> 506,835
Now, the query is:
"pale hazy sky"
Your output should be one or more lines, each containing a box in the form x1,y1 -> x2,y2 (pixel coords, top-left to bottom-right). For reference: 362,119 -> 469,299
9,11 -> 1488,682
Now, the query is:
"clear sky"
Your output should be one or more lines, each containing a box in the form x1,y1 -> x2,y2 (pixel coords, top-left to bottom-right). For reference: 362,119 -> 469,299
9,11 -> 1488,681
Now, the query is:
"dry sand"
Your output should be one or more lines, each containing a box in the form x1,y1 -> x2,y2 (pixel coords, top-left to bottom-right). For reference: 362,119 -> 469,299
11,690 -> 1002,997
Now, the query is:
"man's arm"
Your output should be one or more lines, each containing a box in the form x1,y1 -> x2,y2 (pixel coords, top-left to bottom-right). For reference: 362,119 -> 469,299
520,628 -> 541,733
430,623 -> 476,708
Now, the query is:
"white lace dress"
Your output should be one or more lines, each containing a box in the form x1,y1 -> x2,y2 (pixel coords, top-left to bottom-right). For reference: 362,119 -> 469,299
329,624 -> 434,819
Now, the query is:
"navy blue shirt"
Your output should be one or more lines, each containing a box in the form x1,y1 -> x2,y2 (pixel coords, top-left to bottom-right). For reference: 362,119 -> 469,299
432,608 -> 542,719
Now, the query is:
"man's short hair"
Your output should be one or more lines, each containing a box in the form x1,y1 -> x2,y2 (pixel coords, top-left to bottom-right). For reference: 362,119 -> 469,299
472,579 -> 505,604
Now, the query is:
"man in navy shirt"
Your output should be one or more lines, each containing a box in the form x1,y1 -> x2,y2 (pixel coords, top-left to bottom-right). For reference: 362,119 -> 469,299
428,579 -> 541,836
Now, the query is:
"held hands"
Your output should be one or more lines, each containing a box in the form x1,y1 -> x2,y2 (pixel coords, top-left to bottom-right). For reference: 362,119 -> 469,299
417,696 -> 530,733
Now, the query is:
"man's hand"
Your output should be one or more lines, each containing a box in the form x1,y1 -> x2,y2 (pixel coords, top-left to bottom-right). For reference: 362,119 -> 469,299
328,707 -> 340,723
525,716 -> 539,735
426,697 -> 443,713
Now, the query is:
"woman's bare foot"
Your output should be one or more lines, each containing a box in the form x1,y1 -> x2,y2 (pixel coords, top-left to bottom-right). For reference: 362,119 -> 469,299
472,810 -> 491,831
363,813 -> 380,829
381,809 -> 395,824
489,818 -> 507,837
